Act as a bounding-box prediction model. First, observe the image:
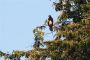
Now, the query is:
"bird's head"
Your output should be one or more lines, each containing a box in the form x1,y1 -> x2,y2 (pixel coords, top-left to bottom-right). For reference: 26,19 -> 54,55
48,15 -> 51,18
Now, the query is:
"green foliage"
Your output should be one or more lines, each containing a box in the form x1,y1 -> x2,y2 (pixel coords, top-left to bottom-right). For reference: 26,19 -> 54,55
33,27 -> 45,48
0,0 -> 90,60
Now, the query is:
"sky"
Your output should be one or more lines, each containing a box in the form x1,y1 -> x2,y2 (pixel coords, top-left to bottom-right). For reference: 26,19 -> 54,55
0,0 -> 59,53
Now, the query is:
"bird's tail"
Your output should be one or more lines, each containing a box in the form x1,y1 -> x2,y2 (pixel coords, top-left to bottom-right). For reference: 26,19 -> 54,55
49,27 -> 53,31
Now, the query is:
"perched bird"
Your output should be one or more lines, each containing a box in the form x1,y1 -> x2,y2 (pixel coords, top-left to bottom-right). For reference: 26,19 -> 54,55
48,15 -> 53,31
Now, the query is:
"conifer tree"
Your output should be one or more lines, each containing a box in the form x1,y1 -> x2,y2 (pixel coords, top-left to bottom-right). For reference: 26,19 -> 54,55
0,0 -> 90,60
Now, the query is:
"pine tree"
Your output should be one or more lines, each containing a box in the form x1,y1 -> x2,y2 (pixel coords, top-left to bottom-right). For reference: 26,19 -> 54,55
0,0 -> 90,60
30,0 -> 90,60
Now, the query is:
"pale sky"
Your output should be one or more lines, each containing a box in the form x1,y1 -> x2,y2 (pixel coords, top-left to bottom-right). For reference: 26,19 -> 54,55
0,0 -> 58,53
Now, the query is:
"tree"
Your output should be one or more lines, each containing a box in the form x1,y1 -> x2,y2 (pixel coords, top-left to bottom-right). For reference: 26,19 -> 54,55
0,0 -> 90,60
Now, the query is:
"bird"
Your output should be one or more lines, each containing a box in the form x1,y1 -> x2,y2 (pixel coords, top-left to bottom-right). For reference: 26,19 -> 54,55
48,15 -> 53,31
